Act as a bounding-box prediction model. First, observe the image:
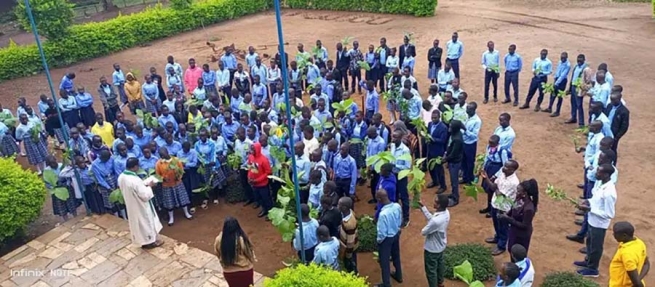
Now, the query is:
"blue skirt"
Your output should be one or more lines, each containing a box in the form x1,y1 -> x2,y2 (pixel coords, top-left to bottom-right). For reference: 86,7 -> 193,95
182,167 -> 203,197
24,136 -> 48,165
428,63 -> 440,79
203,165 -> 227,189
79,106 -> 96,127
62,110 -> 80,129
83,184 -> 106,215
161,183 -> 191,210
51,187 -> 80,216
145,98 -> 160,115
349,142 -> 365,169
1,135 -> 18,157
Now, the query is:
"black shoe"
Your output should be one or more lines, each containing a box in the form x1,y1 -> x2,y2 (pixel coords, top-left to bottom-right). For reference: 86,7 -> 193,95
534,105 -> 541,112
427,183 -> 437,188
565,118 -> 577,124
519,104 -> 530,109
575,210 -> 585,216
566,234 -> 585,244
479,208 -> 490,214
502,99 -> 512,104
542,108 -> 552,113
253,203 -> 261,209
391,272 -> 403,283
485,213 -> 492,218
550,112 -> 560,117
577,183 -> 585,189
367,199 -> 377,204
243,200 -> 254,207
257,211 -> 268,218
436,187 -> 446,194
513,101 -> 519,106
485,237 -> 498,244
579,247 -> 587,254
447,198 -> 459,207
574,219 -> 584,226
483,99 -> 489,104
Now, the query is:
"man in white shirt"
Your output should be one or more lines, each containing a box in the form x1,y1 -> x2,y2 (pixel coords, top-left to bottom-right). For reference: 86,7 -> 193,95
510,244 -> 534,287
418,194 -> 451,287
575,163 -> 617,277
482,160 -> 519,256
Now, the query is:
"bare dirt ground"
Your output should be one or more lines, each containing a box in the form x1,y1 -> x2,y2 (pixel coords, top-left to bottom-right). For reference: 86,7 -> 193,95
1,0 -> 655,285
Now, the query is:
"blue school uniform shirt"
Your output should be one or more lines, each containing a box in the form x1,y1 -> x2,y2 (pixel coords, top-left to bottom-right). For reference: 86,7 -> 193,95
177,149 -> 198,168
112,70 -> 126,86
310,93 -> 330,108
230,96 -> 243,114
463,114 -> 482,144
37,101 -> 49,117
163,141 -> 182,156
60,75 -> 74,93
366,136 -> 386,168
584,132 -> 603,168
154,136 -> 167,149
133,134 -> 152,150
293,218 -> 319,251
113,155 -> 130,175
531,57 -> 553,76
76,166 -> 95,186
376,202 -> 402,243
158,114 -> 178,131
314,109 -> 330,123
245,53 -> 258,69
252,84 -> 268,107
195,139 -> 216,165
112,138 -> 125,154
407,95 -> 422,120
139,155 -> 158,173
350,120 -> 367,141
446,40 -> 464,60
306,65 -> 320,84
590,113 -> 613,138
375,174 -> 397,219
504,53 -> 523,72
69,137 -> 89,156
250,64 -> 268,85
482,146 -> 510,167
308,181 -> 324,209
211,136 -> 228,157
202,70 -> 216,86
391,142 -> 411,172
493,125 -> 516,152
221,122 -> 239,144
553,60 -> 571,86
128,146 -> 142,158
437,69 -> 455,90
312,237 -> 340,270
272,93 -> 286,113
295,155 -> 312,184
365,90 -> 379,114
481,49 -> 500,69
220,54 -> 238,70
495,279 -> 522,287
75,92 -> 94,108
59,97 -> 78,112
142,82 -> 159,102
332,153 -> 357,195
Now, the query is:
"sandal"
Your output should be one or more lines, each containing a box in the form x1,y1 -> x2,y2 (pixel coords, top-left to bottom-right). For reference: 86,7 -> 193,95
201,201 -> 208,209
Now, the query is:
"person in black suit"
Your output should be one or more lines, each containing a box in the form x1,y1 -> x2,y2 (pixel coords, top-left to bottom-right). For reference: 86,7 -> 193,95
604,91 -> 629,163
335,42 -> 351,91
398,36 -> 416,69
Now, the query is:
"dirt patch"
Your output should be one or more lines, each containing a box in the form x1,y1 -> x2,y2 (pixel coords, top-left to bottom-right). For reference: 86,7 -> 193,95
1,0 -> 654,286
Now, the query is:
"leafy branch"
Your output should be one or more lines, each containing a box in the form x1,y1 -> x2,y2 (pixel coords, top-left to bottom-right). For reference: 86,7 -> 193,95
454,260 -> 485,287
43,169 -> 70,201
545,184 -> 578,206
398,157 -> 426,209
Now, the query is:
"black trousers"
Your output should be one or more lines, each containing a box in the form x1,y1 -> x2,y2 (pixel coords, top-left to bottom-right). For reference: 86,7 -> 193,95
350,69 -> 362,93
378,233 -> 402,287
239,169 -> 255,202
335,177 -> 352,199
524,76 -> 547,106
253,185 -> 273,213
298,245 -> 316,263
338,68 -> 349,90
585,226 -> 606,271
484,70 -> 499,100
369,171 -> 380,200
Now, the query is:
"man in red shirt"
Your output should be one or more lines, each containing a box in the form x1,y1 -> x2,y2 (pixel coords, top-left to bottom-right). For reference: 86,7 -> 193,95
247,142 -> 273,219
184,58 -> 203,94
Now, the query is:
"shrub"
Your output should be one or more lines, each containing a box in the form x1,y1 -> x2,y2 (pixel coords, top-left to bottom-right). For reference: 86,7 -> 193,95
169,0 -> 193,10
224,172 -> 247,203
541,271 -> 600,287
13,0 -> 75,40
264,263 -> 368,287
285,0 -> 437,17
444,243 -> 496,282
356,214 -> 376,252
0,158 -> 47,244
0,0 -> 272,82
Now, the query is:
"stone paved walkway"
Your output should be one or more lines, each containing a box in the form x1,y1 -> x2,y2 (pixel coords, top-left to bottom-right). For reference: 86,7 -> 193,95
0,215 -> 266,287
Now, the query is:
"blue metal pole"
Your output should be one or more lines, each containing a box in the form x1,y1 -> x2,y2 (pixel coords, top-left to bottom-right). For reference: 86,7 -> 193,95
24,0 -> 91,216
273,0 -> 305,262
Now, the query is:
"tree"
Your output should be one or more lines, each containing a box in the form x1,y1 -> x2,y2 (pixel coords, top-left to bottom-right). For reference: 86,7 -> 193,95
14,0 -> 75,40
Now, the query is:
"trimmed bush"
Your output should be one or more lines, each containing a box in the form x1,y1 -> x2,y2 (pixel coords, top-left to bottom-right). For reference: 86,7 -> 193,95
0,158 -> 47,244
0,0 -> 272,82
14,0 -> 75,40
541,271 -> 600,287
444,243 -> 496,282
264,263 -> 368,287
356,214 -> 376,252
285,0 -> 437,16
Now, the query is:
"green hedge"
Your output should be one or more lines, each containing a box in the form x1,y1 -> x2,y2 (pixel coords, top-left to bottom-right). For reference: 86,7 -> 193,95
264,263 -> 368,287
541,271 -> 600,287
0,157 -> 46,244
0,0 -> 272,82
285,0 -> 437,16
444,243 -> 496,282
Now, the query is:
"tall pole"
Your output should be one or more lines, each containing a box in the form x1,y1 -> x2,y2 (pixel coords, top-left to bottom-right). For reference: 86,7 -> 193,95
24,0 -> 91,216
273,0 -> 305,262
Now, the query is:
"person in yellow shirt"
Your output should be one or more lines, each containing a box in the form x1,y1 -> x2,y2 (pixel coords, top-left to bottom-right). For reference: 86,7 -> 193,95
124,72 -> 145,115
91,113 -> 115,146
609,221 -> 650,287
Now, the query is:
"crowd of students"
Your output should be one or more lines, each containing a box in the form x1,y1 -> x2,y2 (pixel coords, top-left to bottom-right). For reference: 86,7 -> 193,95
1,32 -> 647,287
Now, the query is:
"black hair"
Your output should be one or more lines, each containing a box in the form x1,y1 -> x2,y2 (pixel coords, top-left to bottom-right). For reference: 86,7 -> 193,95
520,179 -> 539,212
613,221 -> 635,237
504,262 -> 520,282
602,149 -> 617,165
510,244 -> 527,262
219,217 -> 254,266
126,157 -> 139,169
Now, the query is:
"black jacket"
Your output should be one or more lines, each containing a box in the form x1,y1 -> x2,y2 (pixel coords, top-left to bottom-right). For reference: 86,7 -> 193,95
336,49 -> 350,70
398,44 -> 416,67
428,47 -> 443,68
604,104 -> 630,139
